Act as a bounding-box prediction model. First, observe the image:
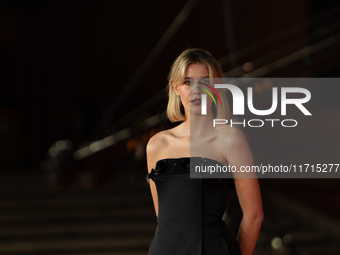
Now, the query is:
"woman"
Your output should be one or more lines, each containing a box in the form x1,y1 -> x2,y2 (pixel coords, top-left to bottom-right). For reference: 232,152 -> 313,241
147,48 -> 263,255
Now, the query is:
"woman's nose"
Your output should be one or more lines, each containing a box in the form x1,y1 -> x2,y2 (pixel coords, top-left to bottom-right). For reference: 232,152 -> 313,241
191,82 -> 201,94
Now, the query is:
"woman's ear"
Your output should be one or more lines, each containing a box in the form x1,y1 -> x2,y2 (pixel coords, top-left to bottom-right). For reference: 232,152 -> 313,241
172,81 -> 180,96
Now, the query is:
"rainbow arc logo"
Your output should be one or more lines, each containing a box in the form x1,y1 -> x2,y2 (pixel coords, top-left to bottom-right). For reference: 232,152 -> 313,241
197,81 -> 222,106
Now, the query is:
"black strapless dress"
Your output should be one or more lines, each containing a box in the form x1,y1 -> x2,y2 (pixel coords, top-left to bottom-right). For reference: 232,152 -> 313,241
147,157 -> 242,255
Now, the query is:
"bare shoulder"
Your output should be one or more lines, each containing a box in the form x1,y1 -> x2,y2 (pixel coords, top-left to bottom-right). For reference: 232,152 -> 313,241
146,130 -> 169,155
216,125 -> 248,147
146,126 -> 179,159
216,125 -> 253,169
146,126 -> 184,172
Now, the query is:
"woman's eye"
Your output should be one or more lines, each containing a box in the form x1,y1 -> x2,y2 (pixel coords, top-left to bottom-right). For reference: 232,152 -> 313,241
183,80 -> 191,85
201,79 -> 209,85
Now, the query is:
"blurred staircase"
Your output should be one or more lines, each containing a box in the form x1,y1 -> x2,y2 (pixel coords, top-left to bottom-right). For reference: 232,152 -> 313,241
0,172 -> 156,255
0,169 -> 339,255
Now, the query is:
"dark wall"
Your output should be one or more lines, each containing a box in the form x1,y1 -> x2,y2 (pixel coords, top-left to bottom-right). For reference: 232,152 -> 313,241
2,0 -> 333,169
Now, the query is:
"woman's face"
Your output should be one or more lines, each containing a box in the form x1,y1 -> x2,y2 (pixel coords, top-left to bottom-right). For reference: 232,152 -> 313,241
173,63 -> 210,117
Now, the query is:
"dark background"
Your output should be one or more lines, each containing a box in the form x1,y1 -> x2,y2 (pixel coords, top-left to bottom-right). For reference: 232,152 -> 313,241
0,0 -> 339,254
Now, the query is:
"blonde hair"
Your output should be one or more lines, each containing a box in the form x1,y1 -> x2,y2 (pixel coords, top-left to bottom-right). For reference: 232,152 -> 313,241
167,48 -> 229,122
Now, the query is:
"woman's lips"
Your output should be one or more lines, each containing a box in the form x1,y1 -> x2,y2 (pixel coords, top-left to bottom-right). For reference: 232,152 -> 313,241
190,98 -> 201,105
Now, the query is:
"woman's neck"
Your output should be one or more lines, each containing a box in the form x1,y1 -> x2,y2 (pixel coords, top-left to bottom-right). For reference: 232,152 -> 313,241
181,113 -> 216,138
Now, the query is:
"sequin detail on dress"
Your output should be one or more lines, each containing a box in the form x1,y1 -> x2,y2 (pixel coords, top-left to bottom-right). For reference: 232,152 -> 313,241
148,158 -> 190,181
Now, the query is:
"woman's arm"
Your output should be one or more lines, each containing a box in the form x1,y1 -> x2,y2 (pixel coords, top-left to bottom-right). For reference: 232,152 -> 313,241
234,178 -> 263,255
146,135 -> 162,217
223,128 -> 264,255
